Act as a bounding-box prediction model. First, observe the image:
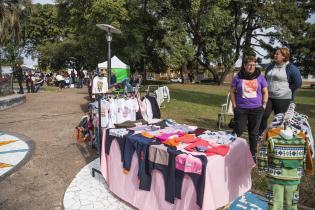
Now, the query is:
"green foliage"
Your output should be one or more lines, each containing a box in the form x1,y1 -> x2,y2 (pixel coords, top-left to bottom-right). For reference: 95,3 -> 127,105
38,39 -> 84,71
24,4 -> 63,56
0,0 -> 31,75
0,0 -> 31,46
289,24 -> 315,77
20,0 -> 315,82
1,43 -> 24,66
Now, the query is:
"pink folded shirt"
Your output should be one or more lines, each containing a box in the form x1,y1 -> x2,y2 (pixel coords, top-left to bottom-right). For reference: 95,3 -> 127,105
155,131 -> 185,142
175,153 -> 202,175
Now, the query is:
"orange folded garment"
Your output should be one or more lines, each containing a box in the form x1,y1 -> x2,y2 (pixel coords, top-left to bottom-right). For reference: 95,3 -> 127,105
172,134 -> 201,143
163,139 -> 180,146
141,131 -> 155,139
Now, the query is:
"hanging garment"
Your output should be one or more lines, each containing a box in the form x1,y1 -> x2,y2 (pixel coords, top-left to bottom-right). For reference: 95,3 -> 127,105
92,76 -> 108,94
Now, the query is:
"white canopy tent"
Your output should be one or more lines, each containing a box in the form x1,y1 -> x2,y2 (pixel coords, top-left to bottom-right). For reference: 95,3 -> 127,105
97,56 -> 130,82
98,55 -> 129,69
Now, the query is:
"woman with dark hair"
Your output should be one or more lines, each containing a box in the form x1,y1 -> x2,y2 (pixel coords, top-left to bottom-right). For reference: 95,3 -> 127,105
259,48 -> 302,135
230,56 -> 268,160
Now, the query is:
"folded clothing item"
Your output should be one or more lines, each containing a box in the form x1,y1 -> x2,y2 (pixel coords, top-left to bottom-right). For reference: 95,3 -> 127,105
195,145 -> 208,152
171,134 -> 201,143
130,125 -> 160,132
175,153 -> 203,175
199,131 -> 237,144
155,131 -> 185,142
115,119 -> 148,128
185,140 -> 230,156
192,128 -> 208,136
109,128 -> 129,138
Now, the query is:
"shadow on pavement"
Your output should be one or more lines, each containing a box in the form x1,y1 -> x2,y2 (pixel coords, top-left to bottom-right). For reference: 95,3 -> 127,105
75,141 -> 98,164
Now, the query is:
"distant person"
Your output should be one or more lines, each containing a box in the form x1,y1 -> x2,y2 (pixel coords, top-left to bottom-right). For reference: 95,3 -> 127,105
26,75 -> 34,93
64,75 -> 71,88
55,72 -> 65,90
230,56 -> 268,160
259,47 -> 302,135
110,72 -> 117,85
71,70 -> 76,84
34,75 -> 44,93
14,64 -> 24,94
77,70 -> 84,88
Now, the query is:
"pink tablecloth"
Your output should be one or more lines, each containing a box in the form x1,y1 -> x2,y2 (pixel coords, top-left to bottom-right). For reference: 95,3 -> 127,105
101,134 -> 255,210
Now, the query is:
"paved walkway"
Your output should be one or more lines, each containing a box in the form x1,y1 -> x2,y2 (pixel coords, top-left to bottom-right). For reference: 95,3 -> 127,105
63,158 -> 135,210
0,88 -> 98,210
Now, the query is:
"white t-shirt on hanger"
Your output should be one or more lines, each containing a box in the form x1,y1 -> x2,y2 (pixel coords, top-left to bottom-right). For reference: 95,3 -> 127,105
92,76 -> 108,94
100,99 -> 110,128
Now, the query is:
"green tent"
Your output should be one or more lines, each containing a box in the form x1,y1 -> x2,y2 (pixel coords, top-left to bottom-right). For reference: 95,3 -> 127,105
98,56 -> 130,83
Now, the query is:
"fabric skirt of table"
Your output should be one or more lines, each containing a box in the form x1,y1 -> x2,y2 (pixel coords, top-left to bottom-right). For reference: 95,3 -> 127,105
102,135 -> 254,210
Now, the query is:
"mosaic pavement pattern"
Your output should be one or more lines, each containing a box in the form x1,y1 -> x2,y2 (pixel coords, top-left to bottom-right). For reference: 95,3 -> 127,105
0,132 -> 30,179
63,158 -> 136,210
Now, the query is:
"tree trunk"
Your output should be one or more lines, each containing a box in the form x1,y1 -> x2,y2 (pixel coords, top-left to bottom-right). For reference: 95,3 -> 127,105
208,67 -> 219,85
141,57 -> 146,85
218,66 -> 232,85
242,5 -> 255,67
180,64 -> 185,84
0,50 -> 3,77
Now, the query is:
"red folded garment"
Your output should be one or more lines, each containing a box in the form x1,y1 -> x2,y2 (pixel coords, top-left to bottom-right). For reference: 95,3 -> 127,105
192,128 -> 207,136
185,140 -> 230,156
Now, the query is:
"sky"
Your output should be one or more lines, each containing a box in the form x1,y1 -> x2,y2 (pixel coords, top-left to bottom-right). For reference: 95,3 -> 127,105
32,0 -> 54,4
23,3 -> 315,68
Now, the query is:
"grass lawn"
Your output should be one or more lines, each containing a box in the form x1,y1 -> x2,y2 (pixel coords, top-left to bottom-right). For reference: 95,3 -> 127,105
160,83 -> 315,207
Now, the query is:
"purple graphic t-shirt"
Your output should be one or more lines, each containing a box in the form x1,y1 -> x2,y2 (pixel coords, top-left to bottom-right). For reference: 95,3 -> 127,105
231,74 -> 268,109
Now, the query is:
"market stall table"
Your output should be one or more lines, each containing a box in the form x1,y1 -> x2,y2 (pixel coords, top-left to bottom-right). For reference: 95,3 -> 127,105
100,132 -> 255,210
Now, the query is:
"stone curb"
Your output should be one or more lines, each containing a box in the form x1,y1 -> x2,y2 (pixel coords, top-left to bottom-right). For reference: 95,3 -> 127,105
0,94 -> 26,111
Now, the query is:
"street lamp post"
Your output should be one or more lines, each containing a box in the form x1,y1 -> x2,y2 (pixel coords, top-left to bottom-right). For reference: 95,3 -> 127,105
92,24 -> 121,177
96,24 -> 121,86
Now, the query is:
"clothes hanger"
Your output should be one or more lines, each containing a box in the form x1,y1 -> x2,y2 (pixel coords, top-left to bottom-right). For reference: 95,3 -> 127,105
280,103 -> 296,139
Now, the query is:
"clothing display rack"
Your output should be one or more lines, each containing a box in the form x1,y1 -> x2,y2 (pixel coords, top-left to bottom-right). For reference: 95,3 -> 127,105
91,90 -> 144,177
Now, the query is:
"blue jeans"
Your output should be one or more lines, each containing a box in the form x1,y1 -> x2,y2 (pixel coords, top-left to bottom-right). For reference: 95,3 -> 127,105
77,79 -> 83,88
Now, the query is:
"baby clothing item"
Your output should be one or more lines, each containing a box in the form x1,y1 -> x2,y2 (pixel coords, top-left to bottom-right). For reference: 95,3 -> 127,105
109,128 -> 129,138
105,129 -> 134,161
175,153 -> 202,175
185,140 -> 230,156
145,144 -> 177,203
168,149 -> 208,208
155,131 -> 185,142
171,134 -> 201,143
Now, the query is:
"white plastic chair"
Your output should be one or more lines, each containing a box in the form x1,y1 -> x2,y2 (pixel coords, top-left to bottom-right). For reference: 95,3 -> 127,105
217,92 -> 234,129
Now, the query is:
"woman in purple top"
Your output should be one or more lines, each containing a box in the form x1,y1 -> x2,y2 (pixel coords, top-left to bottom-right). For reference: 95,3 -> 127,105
230,56 -> 268,160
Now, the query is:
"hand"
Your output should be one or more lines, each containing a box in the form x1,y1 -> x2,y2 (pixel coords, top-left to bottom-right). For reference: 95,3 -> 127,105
233,105 -> 237,112
262,104 -> 267,109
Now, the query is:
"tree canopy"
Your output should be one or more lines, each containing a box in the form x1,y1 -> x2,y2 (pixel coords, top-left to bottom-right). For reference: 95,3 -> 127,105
0,0 -> 31,75
1,0 -> 314,84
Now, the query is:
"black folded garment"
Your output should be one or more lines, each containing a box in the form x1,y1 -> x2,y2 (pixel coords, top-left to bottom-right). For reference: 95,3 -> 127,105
115,119 -> 148,128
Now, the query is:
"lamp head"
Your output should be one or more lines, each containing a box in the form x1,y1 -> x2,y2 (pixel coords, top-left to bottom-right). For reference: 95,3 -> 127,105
96,24 -> 121,34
